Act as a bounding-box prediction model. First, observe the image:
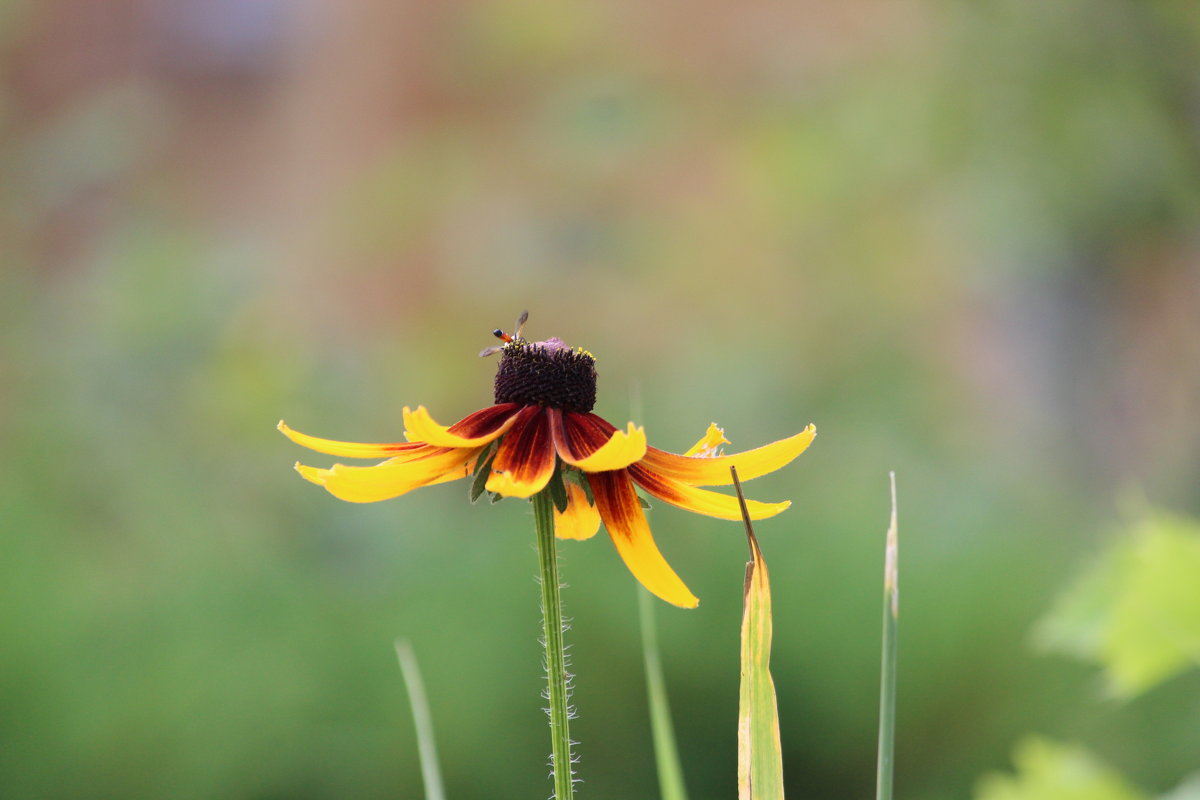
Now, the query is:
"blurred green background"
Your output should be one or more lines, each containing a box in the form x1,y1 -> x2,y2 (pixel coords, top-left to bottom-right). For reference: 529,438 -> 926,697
3,1 -> 1199,798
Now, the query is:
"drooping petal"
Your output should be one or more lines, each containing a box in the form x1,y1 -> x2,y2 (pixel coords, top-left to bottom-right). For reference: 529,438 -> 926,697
587,470 -> 699,608
485,405 -> 556,498
683,423 -> 730,457
548,409 -> 647,472
629,464 -> 790,521
553,482 -> 601,541
640,424 -> 816,486
296,446 -> 480,503
403,403 -> 522,448
295,462 -> 331,486
278,420 -> 425,459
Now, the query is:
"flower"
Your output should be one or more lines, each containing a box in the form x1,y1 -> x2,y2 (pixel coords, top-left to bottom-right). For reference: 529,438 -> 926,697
279,317 -> 815,608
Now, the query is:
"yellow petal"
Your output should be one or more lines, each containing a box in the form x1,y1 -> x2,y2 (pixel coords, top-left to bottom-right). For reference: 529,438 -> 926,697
295,461 -> 329,485
554,483 -> 601,540
640,424 -> 816,487
279,420 -> 421,459
630,465 -> 790,521
554,418 -> 648,472
486,469 -> 553,499
683,423 -> 730,457
588,470 -> 699,608
484,406 -> 556,498
403,405 -> 519,448
297,447 -> 480,503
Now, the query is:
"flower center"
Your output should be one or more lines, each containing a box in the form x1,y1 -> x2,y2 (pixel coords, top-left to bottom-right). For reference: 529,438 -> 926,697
493,338 -> 597,413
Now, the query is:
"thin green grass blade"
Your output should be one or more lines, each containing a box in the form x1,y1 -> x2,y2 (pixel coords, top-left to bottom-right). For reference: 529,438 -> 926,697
638,586 -> 690,800
876,472 -> 899,800
733,467 -> 785,800
395,639 -> 447,800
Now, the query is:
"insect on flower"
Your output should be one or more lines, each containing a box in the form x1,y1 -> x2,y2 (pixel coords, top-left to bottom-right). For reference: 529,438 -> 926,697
279,313 -> 815,607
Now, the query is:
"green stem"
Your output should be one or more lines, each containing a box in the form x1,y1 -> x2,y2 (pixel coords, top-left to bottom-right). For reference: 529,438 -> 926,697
533,490 -> 575,799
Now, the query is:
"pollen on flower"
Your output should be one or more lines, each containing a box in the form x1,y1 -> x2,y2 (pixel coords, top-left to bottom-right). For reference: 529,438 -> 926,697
493,337 -> 597,413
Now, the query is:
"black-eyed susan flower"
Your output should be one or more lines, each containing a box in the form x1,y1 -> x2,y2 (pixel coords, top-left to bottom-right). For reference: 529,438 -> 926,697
279,315 -> 815,608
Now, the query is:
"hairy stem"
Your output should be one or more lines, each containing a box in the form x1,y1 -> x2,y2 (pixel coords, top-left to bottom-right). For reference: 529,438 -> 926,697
533,490 -> 575,799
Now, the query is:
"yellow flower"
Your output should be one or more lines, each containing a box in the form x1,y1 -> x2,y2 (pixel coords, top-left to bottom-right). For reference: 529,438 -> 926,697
280,319 -> 815,608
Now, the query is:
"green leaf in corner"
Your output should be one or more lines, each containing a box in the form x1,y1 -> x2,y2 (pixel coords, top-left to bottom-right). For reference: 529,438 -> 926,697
1160,772 -> 1200,800
974,737 -> 1146,800
1035,510 -> 1200,697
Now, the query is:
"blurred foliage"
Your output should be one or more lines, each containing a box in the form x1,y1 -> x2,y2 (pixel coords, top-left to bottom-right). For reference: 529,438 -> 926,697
983,508 -> 1200,800
1162,776 -> 1200,800
975,738 -> 1147,800
1,0 -> 1198,798
976,741 -> 1200,800
1037,510 -> 1200,698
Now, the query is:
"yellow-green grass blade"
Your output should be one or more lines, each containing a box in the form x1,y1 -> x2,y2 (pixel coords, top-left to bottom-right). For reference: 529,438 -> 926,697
876,472 -> 899,800
395,639 -> 447,800
638,586 -> 690,800
733,467 -> 785,800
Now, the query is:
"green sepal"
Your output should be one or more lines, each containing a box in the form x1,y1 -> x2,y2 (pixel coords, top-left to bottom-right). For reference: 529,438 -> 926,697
638,494 -> 652,510
472,443 -> 495,476
469,446 -> 497,504
547,464 -> 569,513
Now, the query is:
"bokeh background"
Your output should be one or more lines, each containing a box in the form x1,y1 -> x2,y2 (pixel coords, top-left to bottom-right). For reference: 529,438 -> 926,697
3,1 -> 1199,798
